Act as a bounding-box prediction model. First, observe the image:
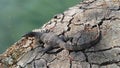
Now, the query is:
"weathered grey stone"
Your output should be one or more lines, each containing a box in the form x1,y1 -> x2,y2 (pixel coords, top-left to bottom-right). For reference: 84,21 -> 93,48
52,22 -> 69,35
71,61 -> 82,68
62,16 -> 73,22
57,50 -> 69,60
25,63 -> 34,68
100,64 -> 120,68
34,59 -> 47,68
49,59 -> 70,68
17,51 -> 34,67
80,62 -> 90,68
91,64 -> 99,68
70,52 -> 86,61
64,9 -> 83,16
1,0 -> 120,68
41,54 -> 56,63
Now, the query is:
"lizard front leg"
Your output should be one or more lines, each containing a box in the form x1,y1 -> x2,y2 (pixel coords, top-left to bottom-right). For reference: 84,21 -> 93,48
23,31 -> 65,54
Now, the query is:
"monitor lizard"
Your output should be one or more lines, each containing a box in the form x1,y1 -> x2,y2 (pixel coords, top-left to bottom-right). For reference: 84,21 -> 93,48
23,24 -> 101,54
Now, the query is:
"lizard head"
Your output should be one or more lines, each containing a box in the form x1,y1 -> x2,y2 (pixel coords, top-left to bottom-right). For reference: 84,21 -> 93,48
22,32 -> 37,37
22,32 -> 43,38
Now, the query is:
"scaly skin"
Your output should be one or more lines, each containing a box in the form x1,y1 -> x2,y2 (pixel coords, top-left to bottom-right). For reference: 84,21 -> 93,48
23,32 -> 67,53
23,24 -> 101,53
65,25 -> 101,51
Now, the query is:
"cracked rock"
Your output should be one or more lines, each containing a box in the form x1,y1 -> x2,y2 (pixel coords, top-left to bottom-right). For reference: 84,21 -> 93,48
0,0 -> 120,68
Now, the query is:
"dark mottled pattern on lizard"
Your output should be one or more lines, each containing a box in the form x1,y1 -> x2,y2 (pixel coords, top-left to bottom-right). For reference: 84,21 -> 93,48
23,31 -> 67,54
23,24 -> 101,53
65,24 -> 101,51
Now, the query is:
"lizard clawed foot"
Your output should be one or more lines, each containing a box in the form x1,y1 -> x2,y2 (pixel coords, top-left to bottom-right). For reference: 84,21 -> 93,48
38,48 -> 47,57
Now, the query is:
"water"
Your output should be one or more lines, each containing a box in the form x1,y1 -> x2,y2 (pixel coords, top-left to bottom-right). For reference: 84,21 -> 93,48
0,0 -> 82,53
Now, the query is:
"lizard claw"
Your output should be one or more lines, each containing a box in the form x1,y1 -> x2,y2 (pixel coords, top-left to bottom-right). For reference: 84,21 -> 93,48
37,48 -> 46,57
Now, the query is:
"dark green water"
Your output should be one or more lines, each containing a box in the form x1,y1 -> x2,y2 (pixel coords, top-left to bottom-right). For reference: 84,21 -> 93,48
0,0 -> 82,53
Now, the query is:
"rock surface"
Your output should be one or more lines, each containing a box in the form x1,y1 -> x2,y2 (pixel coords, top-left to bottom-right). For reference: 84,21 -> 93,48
0,0 -> 120,68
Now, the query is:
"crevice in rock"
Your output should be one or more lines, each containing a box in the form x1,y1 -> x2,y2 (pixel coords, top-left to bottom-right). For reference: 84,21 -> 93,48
66,17 -> 74,31
1,0 -> 120,68
85,45 -> 120,53
33,61 -> 36,68
61,17 -> 74,35
85,47 -> 112,53
98,16 -> 120,28
47,57 -> 57,65
61,13 -> 65,23
83,51 -> 88,62
109,6 -> 120,11
100,60 -> 120,66
70,60 -> 72,68
114,46 -> 120,48
90,63 -> 100,66
90,64 -> 92,68
80,0 -> 97,9
88,61 -> 120,66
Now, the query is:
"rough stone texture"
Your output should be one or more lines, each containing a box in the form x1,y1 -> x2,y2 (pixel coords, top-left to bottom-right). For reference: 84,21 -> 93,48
0,0 -> 120,68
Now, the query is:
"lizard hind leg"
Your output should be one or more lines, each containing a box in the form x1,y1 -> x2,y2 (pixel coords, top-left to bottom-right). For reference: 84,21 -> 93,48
41,44 -> 63,54
41,44 -> 54,54
38,45 -> 53,57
